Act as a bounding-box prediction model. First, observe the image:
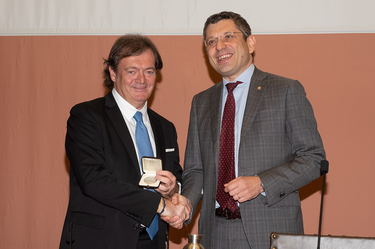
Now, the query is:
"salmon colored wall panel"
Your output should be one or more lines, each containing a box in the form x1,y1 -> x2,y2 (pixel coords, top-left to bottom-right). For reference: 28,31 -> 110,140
0,33 -> 374,248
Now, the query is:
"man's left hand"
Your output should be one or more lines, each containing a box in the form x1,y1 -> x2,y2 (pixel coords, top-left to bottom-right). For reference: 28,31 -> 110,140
155,170 -> 178,198
224,176 -> 264,203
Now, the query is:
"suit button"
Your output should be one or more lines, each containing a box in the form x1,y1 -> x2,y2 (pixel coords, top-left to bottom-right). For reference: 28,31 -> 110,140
133,223 -> 140,230
279,193 -> 285,198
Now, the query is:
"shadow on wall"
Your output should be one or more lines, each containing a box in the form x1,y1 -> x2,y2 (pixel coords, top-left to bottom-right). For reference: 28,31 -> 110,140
299,175 -> 326,201
65,156 -> 70,174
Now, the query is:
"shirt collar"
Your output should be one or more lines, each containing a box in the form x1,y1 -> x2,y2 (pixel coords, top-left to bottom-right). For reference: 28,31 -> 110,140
112,88 -> 149,123
223,64 -> 254,86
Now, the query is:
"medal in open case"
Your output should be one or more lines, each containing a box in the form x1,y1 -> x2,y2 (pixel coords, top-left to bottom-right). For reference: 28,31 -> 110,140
139,157 -> 162,188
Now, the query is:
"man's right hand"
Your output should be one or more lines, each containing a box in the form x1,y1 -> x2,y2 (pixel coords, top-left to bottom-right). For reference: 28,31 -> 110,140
159,194 -> 192,229
171,193 -> 192,220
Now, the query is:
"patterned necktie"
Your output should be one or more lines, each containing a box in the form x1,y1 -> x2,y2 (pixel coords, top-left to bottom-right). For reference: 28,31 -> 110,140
133,111 -> 158,240
216,82 -> 242,212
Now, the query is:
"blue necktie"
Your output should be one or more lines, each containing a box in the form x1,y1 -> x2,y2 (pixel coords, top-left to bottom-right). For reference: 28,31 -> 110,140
133,111 -> 158,240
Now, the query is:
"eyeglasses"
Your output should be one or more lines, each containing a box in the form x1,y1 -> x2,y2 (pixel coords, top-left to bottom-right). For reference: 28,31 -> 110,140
205,31 -> 243,48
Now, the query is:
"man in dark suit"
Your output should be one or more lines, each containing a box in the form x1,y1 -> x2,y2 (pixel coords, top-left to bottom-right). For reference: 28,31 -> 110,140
60,35 -> 188,249
181,11 -> 326,249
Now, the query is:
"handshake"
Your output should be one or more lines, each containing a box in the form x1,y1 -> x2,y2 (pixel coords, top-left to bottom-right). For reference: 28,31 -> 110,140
154,170 -> 192,229
159,193 -> 192,229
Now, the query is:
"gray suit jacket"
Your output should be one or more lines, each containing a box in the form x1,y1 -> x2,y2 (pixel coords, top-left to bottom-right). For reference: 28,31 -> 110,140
182,67 -> 325,249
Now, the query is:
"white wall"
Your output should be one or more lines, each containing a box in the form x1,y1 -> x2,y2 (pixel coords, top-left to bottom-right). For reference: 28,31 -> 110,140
1,0 -> 374,35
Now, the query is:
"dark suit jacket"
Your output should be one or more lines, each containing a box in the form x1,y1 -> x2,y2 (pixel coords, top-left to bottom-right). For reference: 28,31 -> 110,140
60,92 -> 182,249
182,67 -> 326,249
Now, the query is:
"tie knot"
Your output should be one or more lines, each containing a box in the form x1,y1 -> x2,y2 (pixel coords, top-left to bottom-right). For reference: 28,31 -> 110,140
226,81 -> 242,93
133,111 -> 143,123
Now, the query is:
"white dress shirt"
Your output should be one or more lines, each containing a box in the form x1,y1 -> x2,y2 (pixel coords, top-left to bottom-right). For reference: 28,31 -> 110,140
221,64 -> 254,177
112,88 -> 156,174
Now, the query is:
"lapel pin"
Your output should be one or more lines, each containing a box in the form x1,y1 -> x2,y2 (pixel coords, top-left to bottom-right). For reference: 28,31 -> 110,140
258,86 -> 261,90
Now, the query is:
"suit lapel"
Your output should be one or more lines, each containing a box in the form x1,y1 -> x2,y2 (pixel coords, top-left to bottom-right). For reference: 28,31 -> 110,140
240,67 -> 269,142
104,92 -> 141,178
148,109 -> 166,169
210,82 -> 224,171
